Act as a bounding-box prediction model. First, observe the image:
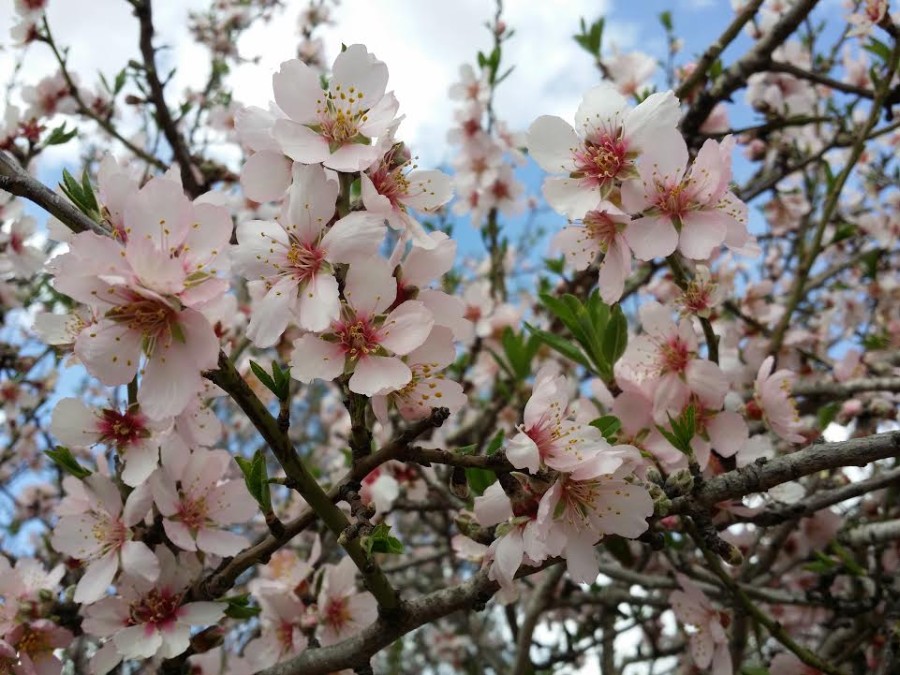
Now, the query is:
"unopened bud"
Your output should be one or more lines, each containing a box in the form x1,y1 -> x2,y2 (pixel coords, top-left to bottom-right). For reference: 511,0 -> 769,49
664,469 -> 694,497
449,466 -> 469,500
645,467 -> 663,485
722,542 -> 744,566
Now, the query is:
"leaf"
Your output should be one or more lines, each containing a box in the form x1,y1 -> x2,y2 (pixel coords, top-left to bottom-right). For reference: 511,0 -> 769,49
45,446 -> 92,479
235,450 -> 271,511
602,304 -> 628,367
223,594 -> 261,619
485,429 -> 505,456
465,467 -> 496,497
863,37 -> 891,63
45,123 -> 78,146
816,402 -> 839,431
524,323 -> 591,369
658,10 -> 673,32
249,360 -> 277,397
363,523 -> 404,555
589,416 -> 621,442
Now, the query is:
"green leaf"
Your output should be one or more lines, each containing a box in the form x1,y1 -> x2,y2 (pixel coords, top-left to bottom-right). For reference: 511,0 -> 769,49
45,123 -> 78,146
863,37 -> 891,63
362,523 -> 404,555
485,429 -> 505,456
465,467 -> 496,497
524,323 -> 591,370
235,450 -> 271,511
659,10 -> 673,31
602,304 -> 628,367
45,446 -> 92,479
816,402 -> 839,430
249,360 -> 278,397
741,667 -> 771,675
589,416 -> 621,442
223,593 -> 261,619
80,170 -> 99,213
831,542 -> 864,576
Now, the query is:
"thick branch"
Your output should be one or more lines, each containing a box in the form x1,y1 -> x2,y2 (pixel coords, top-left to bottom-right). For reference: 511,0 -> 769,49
670,431 -> 900,513
0,152 -> 106,235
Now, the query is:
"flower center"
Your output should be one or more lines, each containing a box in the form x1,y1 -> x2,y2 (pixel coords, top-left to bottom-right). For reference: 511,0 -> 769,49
657,184 -> 690,219
97,408 -> 148,449
92,514 -> 127,554
659,337 -> 691,375
14,626 -> 51,656
322,596 -> 352,632
315,84 -> 368,149
286,242 -> 326,282
106,296 -> 179,356
583,211 -> 620,251
335,319 -> 380,358
129,589 -> 182,628
574,134 -> 628,185
178,496 -> 209,532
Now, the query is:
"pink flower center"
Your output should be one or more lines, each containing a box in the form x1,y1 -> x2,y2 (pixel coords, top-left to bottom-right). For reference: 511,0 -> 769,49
129,589 -> 182,628
656,184 -> 691,219
335,318 -> 380,358
106,297 -> 178,351
321,596 -> 352,632
286,242 -> 326,282
9,231 -> 24,255
13,625 -> 51,656
276,620 -> 298,650
659,337 -> 691,375
97,408 -> 149,449
178,495 -> 209,532
574,134 -> 628,185
583,211 -> 621,251
92,514 -> 127,554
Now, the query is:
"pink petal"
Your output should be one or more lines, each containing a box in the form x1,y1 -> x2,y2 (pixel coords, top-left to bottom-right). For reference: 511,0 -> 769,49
678,210 -> 727,260
349,355 -> 411,396
240,151 -> 292,203
526,115 -> 579,173
290,335 -> 345,383
272,59 -> 320,123
379,301 -> 434,355
624,215 -> 678,261
120,540 -> 160,582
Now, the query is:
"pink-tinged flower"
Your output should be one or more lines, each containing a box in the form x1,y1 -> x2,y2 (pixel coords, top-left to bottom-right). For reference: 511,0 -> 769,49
527,83 -> 680,218
361,142 -> 452,249
622,135 -> 748,261
149,448 -> 258,556
617,302 -> 728,420
372,327 -> 466,423
96,155 -> 139,236
316,557 -> 377,646
51,474 -> 156,604
50,397 -> 169,486
243,590 -> 311,669
604,49 -> 657,97
235,105 -> 293,202
51,177 -> 230,419
670,573 -> 733,675
394,231 -> 472,342
506,366 -> 630,476
847,0 -> 888,37
536,465 -> 652,583
676,265 -> 724,318
233,164 -> 386,346
0,215 -> 45,278
290,258 -> 434,396
474,480 -> 549,596
4,619 -> 73,675
552,204 -> 634,304
272,44 -> 399,172
751,356 -> 804,443
81,548 -> 225,674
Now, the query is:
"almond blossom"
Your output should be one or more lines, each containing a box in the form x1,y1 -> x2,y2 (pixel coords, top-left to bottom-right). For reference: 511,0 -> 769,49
81,548 -> 225,674
527,82 -> 680,218
506,365 -> 630,476
670,573 -> 733,675
51,474 -> 157,604
536,463 -> 652,582
552,204 -> 634,304
316,557 -> 377,646
232,164 -> 386,346
149,448 -> 258,556
622,135 -> 748,261
51,398 -> 168,486
617,302 -> 728,420
752,356 -> 805,443
371,327 -> 466,423
51,176 -> 230,419
272,44 -> 399,172
290,258 -> 434,396
242,590 -> 312,669
361,141 -> 453,249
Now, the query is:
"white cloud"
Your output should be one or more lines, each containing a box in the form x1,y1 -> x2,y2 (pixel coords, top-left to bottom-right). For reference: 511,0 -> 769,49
1,0 -> 644,168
